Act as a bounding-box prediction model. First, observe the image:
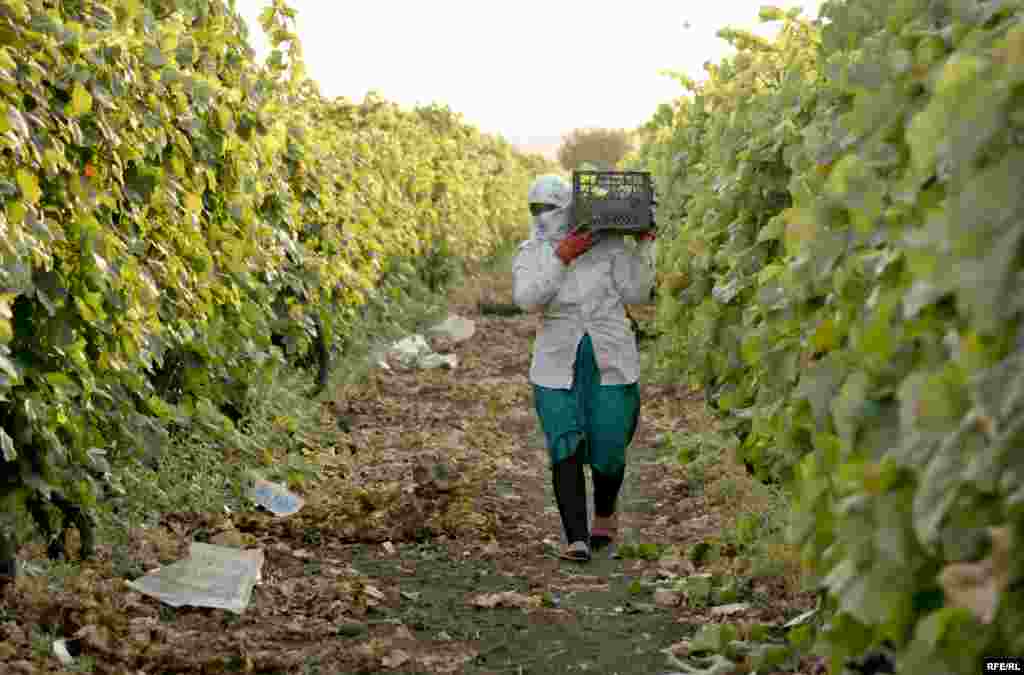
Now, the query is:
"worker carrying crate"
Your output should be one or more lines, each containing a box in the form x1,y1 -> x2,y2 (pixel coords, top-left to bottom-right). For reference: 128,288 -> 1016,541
571,170 -> 655,234
513,171 -> 658,563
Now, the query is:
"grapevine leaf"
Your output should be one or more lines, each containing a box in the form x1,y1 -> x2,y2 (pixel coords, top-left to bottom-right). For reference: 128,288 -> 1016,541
69,82 -> 92,117
794,355 -> 843,430
15,168 -> 41,204
830,371 -> 869,446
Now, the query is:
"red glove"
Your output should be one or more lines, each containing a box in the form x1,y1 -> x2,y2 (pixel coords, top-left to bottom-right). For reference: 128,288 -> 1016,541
638,202 -> 658,241
556,230 -> 594,265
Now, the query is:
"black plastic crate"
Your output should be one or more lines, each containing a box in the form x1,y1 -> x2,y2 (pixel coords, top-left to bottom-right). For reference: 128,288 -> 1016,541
572,171 -> 653,232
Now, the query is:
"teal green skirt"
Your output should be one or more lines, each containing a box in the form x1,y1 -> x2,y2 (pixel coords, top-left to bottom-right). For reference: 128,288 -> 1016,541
532,333 -> 640,475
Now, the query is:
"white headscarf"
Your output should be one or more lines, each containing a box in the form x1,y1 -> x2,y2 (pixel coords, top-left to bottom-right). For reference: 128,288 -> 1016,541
527,174 -> 574,242
532,205 -> 573,242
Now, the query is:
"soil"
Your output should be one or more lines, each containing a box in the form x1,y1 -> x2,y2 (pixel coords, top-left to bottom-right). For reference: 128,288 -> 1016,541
0,266 -> 818,675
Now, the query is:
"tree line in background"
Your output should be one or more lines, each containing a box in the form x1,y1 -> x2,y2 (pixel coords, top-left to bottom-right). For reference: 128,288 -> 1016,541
556,127 -> 635,172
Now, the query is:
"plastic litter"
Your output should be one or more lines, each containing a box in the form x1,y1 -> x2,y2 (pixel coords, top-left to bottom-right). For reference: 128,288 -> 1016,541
368,314 -> 475,371
52,639 -> 74,666
389,335 -> 431,368
248,476 -> 304,517
385,334 -> 457,370
127,542 -> 264,614
427,315 -> 476,343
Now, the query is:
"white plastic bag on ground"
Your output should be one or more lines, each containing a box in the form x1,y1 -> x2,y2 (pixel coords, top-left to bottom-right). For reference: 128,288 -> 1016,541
384,334 -> 458,370
427,315 -> 476,343
389,335 -> 432,368
127,542 -> 264,614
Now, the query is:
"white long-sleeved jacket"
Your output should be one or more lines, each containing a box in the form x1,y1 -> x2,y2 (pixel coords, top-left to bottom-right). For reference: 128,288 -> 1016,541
513,230 -> 657,389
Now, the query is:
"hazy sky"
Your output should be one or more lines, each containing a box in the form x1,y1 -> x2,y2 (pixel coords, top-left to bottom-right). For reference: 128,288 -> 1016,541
233,0 -> 825,144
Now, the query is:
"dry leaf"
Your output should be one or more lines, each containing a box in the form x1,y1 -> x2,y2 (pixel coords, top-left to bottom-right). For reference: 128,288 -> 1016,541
75,624 -> 112,652
710,602 -> 751,616
382,649 -> 411,668
938,526 -> 1012,624
653,589 -> 682,607
470,591 -> 540,609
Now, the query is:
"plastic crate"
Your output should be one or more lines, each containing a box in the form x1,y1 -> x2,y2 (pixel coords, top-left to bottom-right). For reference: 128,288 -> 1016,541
572,171 -> 653,232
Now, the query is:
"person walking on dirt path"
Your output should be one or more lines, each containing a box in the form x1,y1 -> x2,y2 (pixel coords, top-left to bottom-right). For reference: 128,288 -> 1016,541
512,173 -> 657,562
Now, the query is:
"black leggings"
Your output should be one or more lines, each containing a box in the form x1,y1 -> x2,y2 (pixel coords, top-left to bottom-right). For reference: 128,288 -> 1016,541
552,443 -> 625,544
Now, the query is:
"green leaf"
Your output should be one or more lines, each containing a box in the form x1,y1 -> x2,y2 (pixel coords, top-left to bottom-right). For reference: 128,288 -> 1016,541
794,355 -> 843,430
45,372 -> 80,396
811,317 -> 839,352
68,82 -> 93,117
831,371 -> 869,446
15,168 -> 41,204
915,607 -> 971,649
912,429 -> 964,548
751,644 -> 791,671
692,623 -> 737,653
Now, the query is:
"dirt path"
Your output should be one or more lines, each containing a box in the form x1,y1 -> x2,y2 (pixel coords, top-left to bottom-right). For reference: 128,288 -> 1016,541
0,271 -> 816,675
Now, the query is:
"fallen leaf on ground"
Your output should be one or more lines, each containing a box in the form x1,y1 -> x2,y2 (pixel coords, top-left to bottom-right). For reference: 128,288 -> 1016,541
364,585 -> 386,601
382,649 -> 411,668
710,602 -> 751,616
654,589 -> 682,607
470,591 -> 541,609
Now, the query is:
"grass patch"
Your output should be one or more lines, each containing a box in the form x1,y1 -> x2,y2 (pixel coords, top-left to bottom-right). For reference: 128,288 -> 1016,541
665,424 -> 805,595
